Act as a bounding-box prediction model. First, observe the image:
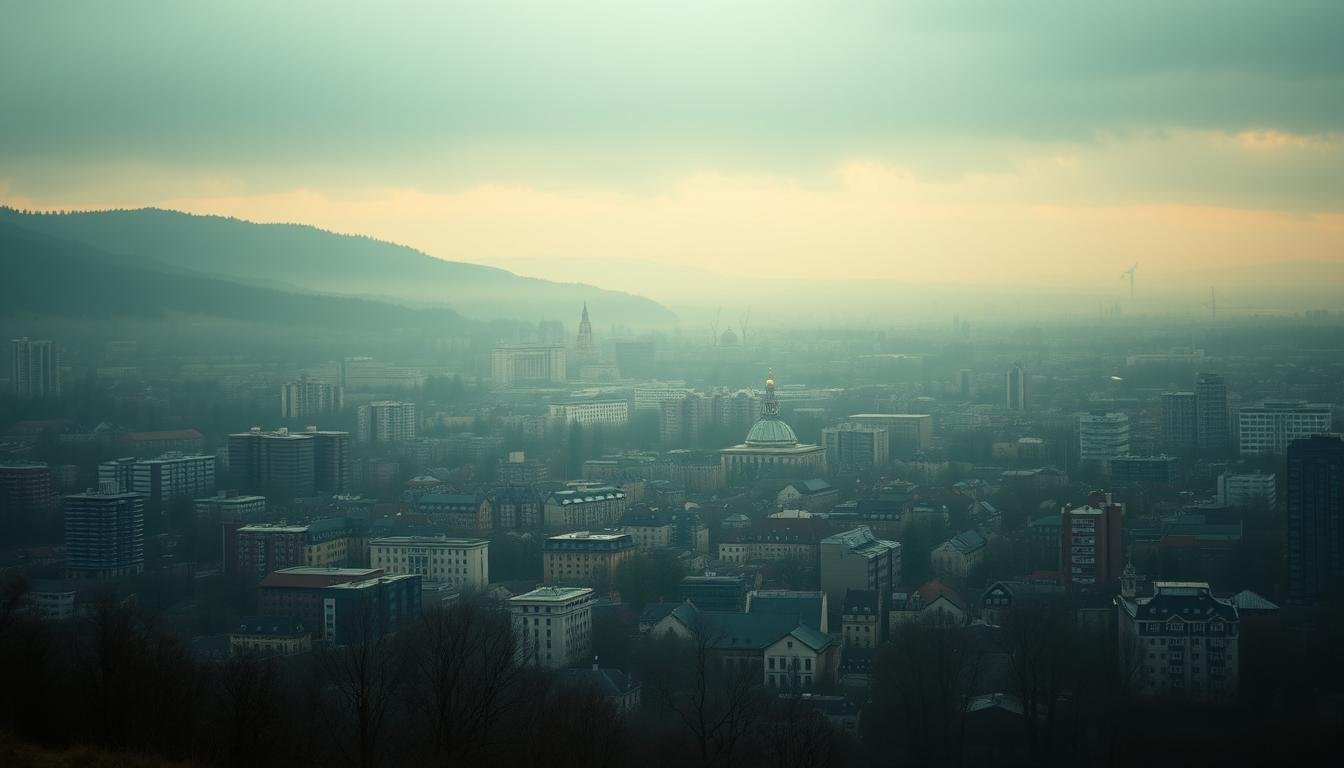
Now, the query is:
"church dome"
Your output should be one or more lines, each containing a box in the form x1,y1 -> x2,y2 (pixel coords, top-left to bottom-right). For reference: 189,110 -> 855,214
720,328 -> 739,346
745,417 -> 798,446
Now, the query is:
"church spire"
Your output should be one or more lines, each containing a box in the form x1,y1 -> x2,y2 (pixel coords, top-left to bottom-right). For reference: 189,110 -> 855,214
577,302 -> 593,352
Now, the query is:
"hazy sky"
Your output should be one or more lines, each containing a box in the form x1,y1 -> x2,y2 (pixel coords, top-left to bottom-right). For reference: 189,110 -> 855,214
3,1 -> 1343,300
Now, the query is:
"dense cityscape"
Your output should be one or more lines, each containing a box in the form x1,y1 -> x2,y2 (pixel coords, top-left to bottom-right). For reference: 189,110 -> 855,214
5,2 -> 1344,766
4,289 -> 1344,765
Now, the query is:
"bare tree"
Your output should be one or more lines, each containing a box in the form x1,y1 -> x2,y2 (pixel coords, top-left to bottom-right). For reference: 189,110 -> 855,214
643,615 -> 764,768
397,598 -> 540,762
315,594 -> 404,768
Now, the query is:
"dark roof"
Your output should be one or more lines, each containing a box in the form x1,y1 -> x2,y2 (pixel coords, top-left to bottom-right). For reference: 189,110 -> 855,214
843,589 -> 879,615
981,580 -> 1065,609
125,429 -> 203,442
640,602 -> 680,625
233,615 -> 307,637
556,666 -> 640,698
840,647 -> 876,675
1123,582 -> 1238,622
750,591 -> 826,630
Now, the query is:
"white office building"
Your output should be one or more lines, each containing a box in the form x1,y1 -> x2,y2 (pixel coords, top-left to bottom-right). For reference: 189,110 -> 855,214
548,400 -> 630,428
492,346 -> 567,386
1079,412 -> 1130,471
510,586 -> 594,668
1237,401 -> 1332,456
369,536 -> 489,589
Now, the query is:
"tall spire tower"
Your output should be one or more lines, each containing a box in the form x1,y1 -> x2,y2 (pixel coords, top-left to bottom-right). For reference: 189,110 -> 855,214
576,303 -> 594,359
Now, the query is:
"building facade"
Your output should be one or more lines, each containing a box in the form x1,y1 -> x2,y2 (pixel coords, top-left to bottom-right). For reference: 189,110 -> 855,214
11,337 -> 59,397
1118,581 -> 1239,701
228,428 -> 317,499
369,536 -> 489,589
542,531 -> 635,586
1061,492 -> 1124,590
549,399 -> 630,428
511,586 -> 594,668
1238,400 -> 1332,456
1079,412 -> 1131,471
64,485 -> 145,578
822,423 -> 890,469
1287,435 -> 1344,604
1161,392 -> 1198,454
543,485 -> 628,530
1194,373 -> 1229,455
356,401 -> 418,444
492,346 -> 567,386
280,376 -> 343,420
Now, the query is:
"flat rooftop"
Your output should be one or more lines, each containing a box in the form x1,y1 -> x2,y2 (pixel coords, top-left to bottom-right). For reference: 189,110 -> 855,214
510,586 -> 594,603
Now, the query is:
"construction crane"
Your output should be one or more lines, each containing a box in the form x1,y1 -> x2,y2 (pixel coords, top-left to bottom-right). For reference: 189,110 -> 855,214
710,306 -> 722,346
1202,287 -> 1217,321
738,307 -> 752,348
1120,263 -> 1138,299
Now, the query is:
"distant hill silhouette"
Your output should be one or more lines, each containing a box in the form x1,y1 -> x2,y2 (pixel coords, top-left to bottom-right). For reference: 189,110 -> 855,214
0,220 -> 464,330
0,207 -> 676,326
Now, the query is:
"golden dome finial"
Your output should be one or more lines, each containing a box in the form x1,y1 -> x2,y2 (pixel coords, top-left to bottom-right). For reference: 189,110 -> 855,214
765,368 -> 775,389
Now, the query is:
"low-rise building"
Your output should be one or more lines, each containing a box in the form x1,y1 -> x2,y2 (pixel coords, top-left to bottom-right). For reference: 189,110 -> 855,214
369,536 -> 489,589
256,567 -> 385,634
841,589 -> 880,648
776,479 -> 840,513
556,664 -> 642,714
1218,472 -> 1276,508
679,574 -> 751,612
415,492 -> 492,533
543,531 -> 636,586
620,508 -> 676,550
229,616 -> 313,657
930,529 -> 987,580
717,518 -> 829,564
510,586 -> 595,668
890,580 -> 968,628
543,485 -> 628,530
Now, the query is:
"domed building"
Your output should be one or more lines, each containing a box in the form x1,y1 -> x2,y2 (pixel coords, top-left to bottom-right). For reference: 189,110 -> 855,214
720,371 -> 826,481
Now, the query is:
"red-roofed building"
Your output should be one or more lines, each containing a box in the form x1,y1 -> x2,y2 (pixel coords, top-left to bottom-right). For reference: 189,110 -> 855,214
890,579 -> 968,627
257,566 -> 385,631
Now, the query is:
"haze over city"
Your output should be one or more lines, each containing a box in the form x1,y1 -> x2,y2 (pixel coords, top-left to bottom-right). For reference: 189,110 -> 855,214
3,2 -> 1344,767
4,1 -> 1344,321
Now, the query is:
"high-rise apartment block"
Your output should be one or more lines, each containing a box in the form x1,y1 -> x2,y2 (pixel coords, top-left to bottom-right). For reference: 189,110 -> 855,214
1161,392 -> 1198,454
10,337 -> 59,398
1060,492 -> 1124,590
1006,363 -> 1027,411
1194,373 -> 1230,455
356,401 -> 417,444
280,376 -> 344,420
64,484 -> 145,578
1287,435 -> 1344,605
227,427 -> 316,499
98,452 -> 216,517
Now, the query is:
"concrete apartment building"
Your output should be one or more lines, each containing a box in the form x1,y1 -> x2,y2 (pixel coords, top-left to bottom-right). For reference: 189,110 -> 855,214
542,531 -> 635,586
819,526 -> 899,640
1061,492 -> 1125,590
511,586 -> 594,668
98,452 -> 216,517
822,422 -> 890,470
356,401 -> 418,444
64,485 -> 145,579
846,413 -> 932,459
280,376 -> 343,420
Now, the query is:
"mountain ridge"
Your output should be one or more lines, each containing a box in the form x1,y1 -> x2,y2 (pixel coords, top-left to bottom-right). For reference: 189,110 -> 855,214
0,206 -> 677,326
